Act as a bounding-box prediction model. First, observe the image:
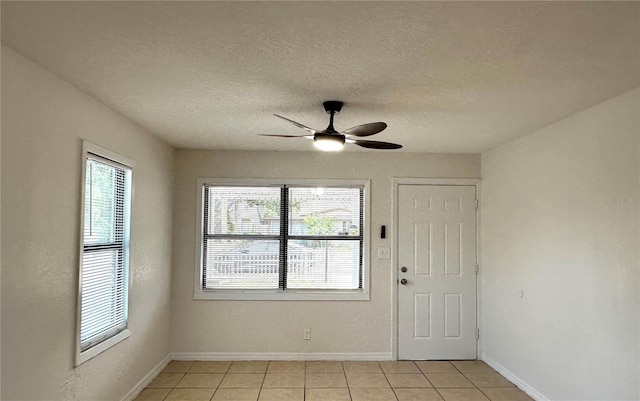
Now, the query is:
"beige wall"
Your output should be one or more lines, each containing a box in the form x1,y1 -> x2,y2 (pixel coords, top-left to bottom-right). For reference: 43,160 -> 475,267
171,150 -> 480,355
1,39 -> 3,399
481,88 -> 640,400
5,32 -> 637,400
1,46 -> 174,400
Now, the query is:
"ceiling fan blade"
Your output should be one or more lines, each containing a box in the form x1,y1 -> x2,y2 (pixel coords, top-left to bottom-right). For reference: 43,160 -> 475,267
273,114 -> 316,134
342,122 -> 387,137
259,134 -> 311,138
353,139 -> 403,149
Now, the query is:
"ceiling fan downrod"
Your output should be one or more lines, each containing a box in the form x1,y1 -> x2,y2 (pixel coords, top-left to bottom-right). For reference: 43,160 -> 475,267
323,101 -> 343,134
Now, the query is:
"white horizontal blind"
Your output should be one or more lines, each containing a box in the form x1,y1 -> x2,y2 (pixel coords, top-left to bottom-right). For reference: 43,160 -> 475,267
287,187 -> 363,289
203,186 -> 282,289
80,155 -> 131,352
202,185 -> 364,291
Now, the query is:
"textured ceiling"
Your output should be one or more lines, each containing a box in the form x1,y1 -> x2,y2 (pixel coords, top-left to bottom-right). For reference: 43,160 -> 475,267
2,1 -> 639,153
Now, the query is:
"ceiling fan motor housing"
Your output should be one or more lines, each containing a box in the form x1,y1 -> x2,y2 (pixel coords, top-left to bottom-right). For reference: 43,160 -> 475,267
323,101 -> 343,114
314,132 -> 345,144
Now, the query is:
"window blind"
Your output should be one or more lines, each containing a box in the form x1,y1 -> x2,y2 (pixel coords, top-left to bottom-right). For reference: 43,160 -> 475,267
287,187 -> 363,290
202,186 -> 281,289
79,156 -> 131,351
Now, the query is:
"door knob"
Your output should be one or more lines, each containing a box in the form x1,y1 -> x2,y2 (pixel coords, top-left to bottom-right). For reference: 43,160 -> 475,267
400,278 -> 408,285
400,266 -> 407,273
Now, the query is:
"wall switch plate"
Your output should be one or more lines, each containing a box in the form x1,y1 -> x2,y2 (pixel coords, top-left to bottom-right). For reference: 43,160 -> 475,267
377,247 -> 390,259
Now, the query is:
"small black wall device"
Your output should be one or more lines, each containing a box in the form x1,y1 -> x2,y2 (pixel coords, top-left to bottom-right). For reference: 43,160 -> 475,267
381,225 -> 386,239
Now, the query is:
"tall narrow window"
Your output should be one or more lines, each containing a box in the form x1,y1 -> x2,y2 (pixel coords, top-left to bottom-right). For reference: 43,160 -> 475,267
76,143 -> 133,365
197,179 -> 370,301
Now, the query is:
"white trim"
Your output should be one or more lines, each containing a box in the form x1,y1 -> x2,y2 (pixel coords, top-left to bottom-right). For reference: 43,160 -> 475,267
77,329 -> 132,367
171,352 -> 393,361
194,289 -> 370,301
194,177 -> 371,301
76,140 -> 135,366
84,141 -> 135,170
390,177 -> 481,360
120,353 -> 172,401
391,177 -> 481,186
476,180 -> 484,358
482,354 -> 551,401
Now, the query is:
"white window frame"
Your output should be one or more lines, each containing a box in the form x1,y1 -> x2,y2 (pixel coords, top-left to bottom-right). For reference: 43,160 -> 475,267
194,178 -> 370,301
75,141 -> 134,366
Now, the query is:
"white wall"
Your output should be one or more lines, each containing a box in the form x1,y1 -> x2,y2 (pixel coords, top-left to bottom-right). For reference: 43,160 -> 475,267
1,27 -> 4,400
0,37 -> 3,400
172,150 -> 480,356
1,46 -> 174,400
481,88 -> 640,400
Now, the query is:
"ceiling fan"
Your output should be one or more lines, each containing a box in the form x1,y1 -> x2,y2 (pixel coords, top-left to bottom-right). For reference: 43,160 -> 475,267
261,101 -> 402,151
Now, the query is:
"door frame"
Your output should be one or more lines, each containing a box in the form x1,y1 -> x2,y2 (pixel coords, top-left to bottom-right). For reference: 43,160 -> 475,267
391,178 -> 482,360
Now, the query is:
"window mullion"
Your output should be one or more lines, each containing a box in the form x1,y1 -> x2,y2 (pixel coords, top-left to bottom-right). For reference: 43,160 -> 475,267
202,186 -> 210,290
279,186 -> 289,290
287,235 -> 363,241
205,234 -> 281,241
359,187 -> 364,289
83,242 -> 124,252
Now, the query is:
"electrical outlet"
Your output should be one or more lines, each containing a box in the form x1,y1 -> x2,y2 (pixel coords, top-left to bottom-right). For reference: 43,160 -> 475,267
303,328 -> 311,340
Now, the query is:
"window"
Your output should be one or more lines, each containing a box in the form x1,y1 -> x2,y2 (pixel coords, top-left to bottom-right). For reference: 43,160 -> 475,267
76,142 -> 133,365
196,179 -> 370,300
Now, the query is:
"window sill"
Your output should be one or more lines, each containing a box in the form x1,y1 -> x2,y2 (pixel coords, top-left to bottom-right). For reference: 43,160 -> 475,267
193,289 -> 370,301
75,328 -> 131,366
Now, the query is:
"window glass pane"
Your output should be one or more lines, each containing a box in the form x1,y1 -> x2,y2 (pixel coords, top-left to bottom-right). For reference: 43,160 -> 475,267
287,240 -> 360,289
206,187 -> 281,235
80,248 -> 127,348
204,239 -> 280,289
84,159 -> 122,245
289,187 -> 361,237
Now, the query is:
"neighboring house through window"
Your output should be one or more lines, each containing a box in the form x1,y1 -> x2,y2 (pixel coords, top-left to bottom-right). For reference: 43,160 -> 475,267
76,141 -> 133,365
195,179 -> 370,301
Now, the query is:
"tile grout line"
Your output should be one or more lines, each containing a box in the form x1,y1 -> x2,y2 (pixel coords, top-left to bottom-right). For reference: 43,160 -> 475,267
254,361 -> 269,401
379,362 -> 400,401
341,361 -> 350,401
340,363 -> 354,401
208,362 -> 231,401
143,360 -> 520,401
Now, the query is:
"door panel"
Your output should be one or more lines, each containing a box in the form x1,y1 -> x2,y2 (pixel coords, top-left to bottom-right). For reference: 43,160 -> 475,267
413,293 -> 432,338
398,184 -> 477,360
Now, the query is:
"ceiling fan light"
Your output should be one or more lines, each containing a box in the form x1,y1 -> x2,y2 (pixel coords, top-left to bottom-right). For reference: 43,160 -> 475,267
314,134 -> 345,151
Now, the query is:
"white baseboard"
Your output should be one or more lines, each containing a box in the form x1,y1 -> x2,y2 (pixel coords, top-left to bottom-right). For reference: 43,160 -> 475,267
120,353 -> 172,401
171,352 -> 393,361
481,354 -> 550,401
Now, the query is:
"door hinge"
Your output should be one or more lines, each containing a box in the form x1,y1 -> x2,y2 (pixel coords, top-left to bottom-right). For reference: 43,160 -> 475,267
475,264 -> 479,274
475,199 -> 479,210
476,328 -> 480,340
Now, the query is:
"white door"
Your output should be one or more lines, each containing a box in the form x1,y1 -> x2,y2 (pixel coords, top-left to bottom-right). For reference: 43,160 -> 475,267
397,184 -> 477,360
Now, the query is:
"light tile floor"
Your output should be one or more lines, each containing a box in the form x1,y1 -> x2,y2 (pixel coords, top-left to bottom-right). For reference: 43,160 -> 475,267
135,360 -> 534,401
